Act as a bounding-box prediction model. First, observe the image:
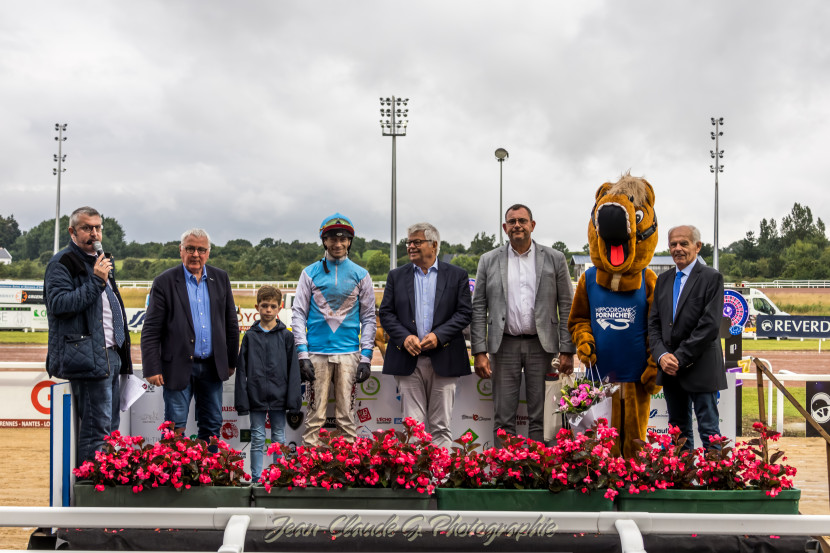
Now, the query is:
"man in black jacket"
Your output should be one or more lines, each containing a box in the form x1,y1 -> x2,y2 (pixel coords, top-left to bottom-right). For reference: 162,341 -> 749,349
648,225 -> 725,450
44,206 -> 132,464
141,228 -> 239,443
379,222 -> 472,448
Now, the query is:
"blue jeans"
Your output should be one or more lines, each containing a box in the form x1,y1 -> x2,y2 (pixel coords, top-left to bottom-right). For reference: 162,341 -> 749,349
71,348 -> 121,465
249,410 -> 286,481
163,359 -> 223,443
663,376 -> 721,450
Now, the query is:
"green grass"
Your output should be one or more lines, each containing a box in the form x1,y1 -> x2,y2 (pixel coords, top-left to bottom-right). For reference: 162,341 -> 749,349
739,384 -> 806,437
0,330 -> 141,344
777,302 -> 830,315
0,330 -> 49,344
739,337 -> 828,351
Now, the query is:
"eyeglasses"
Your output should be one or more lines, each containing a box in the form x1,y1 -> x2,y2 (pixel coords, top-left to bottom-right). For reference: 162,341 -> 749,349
505,218 -> 530,227
76,224 -> 103,233
183,246 -> 209,255
405,239 -> 431,247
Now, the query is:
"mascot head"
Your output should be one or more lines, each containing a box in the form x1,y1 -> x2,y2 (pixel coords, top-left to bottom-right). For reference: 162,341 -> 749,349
588,173 -> 658,291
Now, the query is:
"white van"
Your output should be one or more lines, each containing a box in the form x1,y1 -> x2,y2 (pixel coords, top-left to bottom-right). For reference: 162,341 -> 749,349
726,286 -> 789,330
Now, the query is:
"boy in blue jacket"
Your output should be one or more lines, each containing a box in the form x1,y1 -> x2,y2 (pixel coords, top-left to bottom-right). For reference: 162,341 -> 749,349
234,285 -> 301,481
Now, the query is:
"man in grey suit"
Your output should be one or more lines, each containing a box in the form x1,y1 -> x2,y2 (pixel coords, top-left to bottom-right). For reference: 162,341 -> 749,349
471,204 -> 576,446
648,224 -> 725,450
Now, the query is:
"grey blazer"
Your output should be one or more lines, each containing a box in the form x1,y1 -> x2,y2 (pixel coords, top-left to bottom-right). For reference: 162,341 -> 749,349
470,241 -> 575,355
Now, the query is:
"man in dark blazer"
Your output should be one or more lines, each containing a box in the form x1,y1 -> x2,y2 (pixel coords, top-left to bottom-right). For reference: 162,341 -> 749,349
141,228 -> 239,443
648,224 -> 725,450
379,222 -> 472,448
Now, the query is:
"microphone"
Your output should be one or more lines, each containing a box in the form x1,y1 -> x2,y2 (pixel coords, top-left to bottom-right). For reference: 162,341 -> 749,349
92,241 -> 113,280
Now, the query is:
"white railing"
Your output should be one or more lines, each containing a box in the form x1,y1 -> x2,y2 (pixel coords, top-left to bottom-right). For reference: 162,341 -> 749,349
1,506 -> 829,553
738,280 -> 830,288
733,370 -> 830,433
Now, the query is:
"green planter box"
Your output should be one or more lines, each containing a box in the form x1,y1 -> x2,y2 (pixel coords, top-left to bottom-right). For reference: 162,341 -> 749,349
73,481 -> 252,508
617,488 -> 801,514
252,486 -> 431,510
435,488 -> 613,511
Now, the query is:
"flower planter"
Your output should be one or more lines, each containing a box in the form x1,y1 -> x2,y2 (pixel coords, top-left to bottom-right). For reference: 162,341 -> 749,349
252,486 -> 431,510
616,488 -> 800,514
435,488 -> 613,511
73,481 -> 252,508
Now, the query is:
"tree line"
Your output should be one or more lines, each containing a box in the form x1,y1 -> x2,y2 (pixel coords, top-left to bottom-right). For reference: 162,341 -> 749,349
1,202 -> 827,282
0,213 -> 507,281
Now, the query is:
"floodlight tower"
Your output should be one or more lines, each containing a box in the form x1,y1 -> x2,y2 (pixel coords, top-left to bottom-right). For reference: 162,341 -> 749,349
710,117 -> 724,270
53,124 -> 68,254
380,96 -> 409,270
494,148 -> 509,245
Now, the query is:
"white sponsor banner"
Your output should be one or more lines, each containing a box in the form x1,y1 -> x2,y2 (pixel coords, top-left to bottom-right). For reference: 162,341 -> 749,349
124,307 -> 281,332
128,369 -> 528,475
647,372 -> 737,444
0,371 -> 61,427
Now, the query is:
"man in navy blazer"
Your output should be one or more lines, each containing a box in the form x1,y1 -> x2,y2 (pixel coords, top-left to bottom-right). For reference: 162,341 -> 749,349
141,228 -> 239,443
379,222 -> 472,448
648,225 -> 725,450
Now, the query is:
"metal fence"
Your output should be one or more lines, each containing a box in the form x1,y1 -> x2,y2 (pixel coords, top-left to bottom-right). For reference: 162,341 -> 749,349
738,280 -> 830,288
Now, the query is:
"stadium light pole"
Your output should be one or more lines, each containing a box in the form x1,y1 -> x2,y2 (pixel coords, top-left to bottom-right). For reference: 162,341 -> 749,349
495,148 -> 509,245
53,124 -> 68,254
710,118 -> 724,270
380,96 -> 408,270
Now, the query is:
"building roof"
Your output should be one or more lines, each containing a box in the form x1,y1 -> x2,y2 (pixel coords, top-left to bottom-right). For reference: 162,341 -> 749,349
0,248 -> 11,260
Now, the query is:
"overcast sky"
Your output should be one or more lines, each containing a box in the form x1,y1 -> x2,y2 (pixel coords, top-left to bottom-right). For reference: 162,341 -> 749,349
2,1 -> 829,254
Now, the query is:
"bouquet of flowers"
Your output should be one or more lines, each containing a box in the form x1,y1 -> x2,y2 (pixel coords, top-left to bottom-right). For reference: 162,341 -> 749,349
557,366 -> 619,435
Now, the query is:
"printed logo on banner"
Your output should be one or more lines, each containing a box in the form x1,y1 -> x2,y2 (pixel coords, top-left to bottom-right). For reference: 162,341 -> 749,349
648,408 -> 668,420
463,428 -> 479,442
324,416 -> 337,428
357,426 -> 373,438
461,413 -> 491,422
723,290 -> 749,335
360,376 -> 380,396
394,418 -> 403,424
221,422 -> 239,440
477,379 -> 493,397
31,381 -> 56,415
811,392 -> 830,424
515,415 -> 529,426
376,417 -> 392,424
127,310 -> 146,331
357,407 -> 371,423
646,426 -> 671,434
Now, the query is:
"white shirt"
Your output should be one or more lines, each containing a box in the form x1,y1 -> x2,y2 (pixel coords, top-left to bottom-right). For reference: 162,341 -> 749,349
86,251 -> 117,348
505,241 -> 537,336
675,257 -> 699,302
